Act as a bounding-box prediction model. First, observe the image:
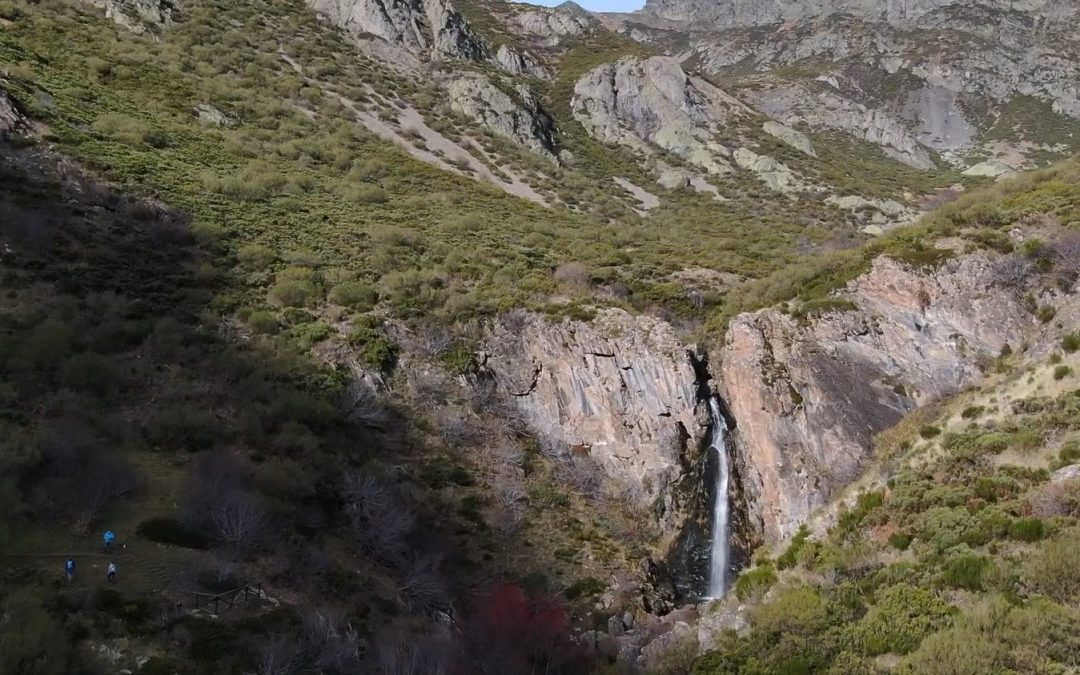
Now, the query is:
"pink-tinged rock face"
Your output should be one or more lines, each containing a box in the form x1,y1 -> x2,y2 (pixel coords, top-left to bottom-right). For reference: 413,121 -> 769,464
719,253 -> 1042,541
0,91 -> 25,136
483,308 -> 702,502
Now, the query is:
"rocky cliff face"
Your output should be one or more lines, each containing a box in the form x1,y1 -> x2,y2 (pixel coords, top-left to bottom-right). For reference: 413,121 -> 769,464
445,73 -> 559,160
718,252 -> 1054,541
82,0 -> 176,33
572,56 -> 748,175
746,84 -> 935,169
0,90 -> 25,136
514,3 -> 595,47
481,308 -> 703,502
307,0 -> 486,61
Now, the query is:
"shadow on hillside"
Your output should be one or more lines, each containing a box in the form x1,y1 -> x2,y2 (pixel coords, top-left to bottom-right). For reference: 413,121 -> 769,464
0,139 -> 588,673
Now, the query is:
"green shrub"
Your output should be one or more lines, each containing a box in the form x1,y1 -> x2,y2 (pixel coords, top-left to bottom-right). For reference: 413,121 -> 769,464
0,1 -> 23,20
59,352 -> 118,398
1062,333 -> 1080,353
1054,365 -> 1072,380
1037,305 -> 1057,323
136,516 -> 211,549
328,281 -> 378,310
751,584 -> 830,635
270,279 -> 318,307
236,244 -> 276,269
247,310 -> 280,335
342,184 -> 389,204
1059,440 -> 1080,463
916,506 -> 1008,551
960,406 -> 985,420
940,550 -> 991,591
289,322 -> 332,350
899,625 -> 1002,675
849,583 -> 955,655
91,112 -> 162,147
0,591 -> 71,674
734,564 -> 778,601
888,531 -> 913,551
138,657 -> 186,675
1025,530 -> 1080,604
564,576 -> 606,600
835,490 -> 885,536
920,425 -> 942,439
419,457 -> 474,488
1009,517 -> 1045,542
776,525 -> 812,570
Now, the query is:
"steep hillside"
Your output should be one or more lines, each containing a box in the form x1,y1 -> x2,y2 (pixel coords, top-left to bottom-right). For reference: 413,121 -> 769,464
1,0 -> 1080,672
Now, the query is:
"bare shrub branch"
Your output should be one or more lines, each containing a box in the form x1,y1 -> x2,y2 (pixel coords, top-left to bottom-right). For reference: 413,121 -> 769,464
557,455 -> 604,501
1053,232 -> 1080,285
398,554 -> 450,616
210,491 -> 267,553
342,472 -> 416,564
342,379 -> 391,429
991,254 -> 1032,291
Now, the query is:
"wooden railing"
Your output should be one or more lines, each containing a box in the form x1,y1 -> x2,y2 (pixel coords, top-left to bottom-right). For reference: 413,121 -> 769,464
191,583 -> 262,614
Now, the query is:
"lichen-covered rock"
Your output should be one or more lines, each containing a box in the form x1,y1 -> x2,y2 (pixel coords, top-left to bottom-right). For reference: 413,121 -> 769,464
515,3 -> 594,47
445,73 -> 557,160
732,147 -> 810,194
481,308 -> 702,501
494,44 -> 550,79
762,120 -> 816,157
719,253 -> 1040,540
749,85 -> 935,169
571,57 -> 748,174
307,0 -> 486,61
193,103 -> 237,128
82,0 -> 176,33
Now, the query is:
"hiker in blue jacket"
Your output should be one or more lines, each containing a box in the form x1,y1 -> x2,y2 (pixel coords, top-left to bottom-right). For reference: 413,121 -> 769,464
65,558 -> 75,583
103,530 -> 115,553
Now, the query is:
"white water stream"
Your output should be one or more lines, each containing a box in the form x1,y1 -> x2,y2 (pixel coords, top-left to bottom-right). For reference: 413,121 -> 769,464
706,397 -> 730,598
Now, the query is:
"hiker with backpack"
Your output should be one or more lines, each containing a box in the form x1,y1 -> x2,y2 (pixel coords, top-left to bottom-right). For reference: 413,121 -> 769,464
106,561 -> 117,584
103,530 -> 115,553
64,558 -> 75,583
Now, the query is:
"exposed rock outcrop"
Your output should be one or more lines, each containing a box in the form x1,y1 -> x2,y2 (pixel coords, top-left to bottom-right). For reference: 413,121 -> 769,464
572,56 -> 748,174
494,44 -> 550,79
481,308 -> 701,501
515,3 -> 594,47
82,0 -> 176,33
658,4 -> 1080,168
445,73 -> 558,161
749,85 -> 935,169
193,103 -> 237,128
0,90 -> 26,137
719,253 -> 1044,541
762,120 -> 815,157
642,0 -> 1078,31
732,147 -> 811,194
307,0 -> 486,61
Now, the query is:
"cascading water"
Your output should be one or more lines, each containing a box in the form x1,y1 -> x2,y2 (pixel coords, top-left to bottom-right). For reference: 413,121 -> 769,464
706,396 -> 730,598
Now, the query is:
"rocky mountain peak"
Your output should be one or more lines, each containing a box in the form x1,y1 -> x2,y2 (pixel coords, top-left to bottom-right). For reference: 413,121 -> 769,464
639,0 -> 1068,29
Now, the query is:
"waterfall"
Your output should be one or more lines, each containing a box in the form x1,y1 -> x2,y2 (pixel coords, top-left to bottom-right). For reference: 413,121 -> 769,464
706,396 -> 730,598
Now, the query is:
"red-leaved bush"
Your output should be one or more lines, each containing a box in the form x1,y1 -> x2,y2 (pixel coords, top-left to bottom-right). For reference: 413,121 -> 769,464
457,583 -> 588,675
